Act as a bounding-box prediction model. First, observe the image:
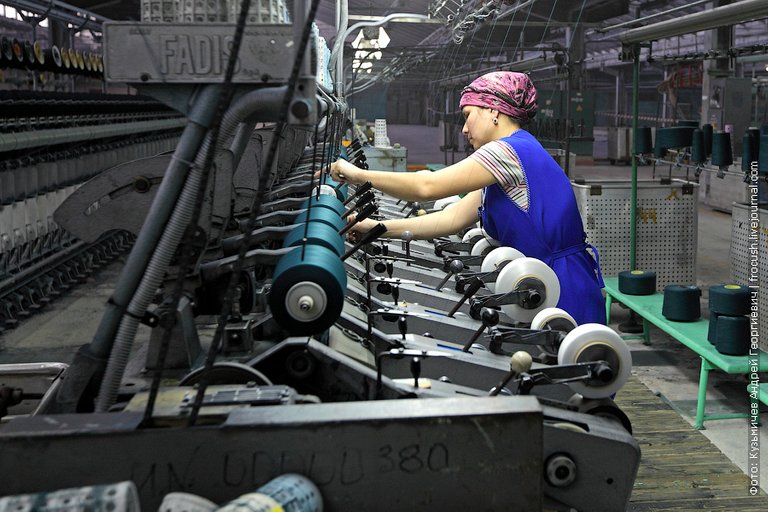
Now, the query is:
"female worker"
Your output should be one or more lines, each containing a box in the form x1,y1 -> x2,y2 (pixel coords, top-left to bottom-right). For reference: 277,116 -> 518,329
329,71 -> 605,325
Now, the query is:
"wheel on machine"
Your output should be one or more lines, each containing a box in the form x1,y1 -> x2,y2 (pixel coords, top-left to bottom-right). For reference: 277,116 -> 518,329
495,257 -> 560,323
557,324 -> 632,399
179,362 -> 273,386
530,307 -> 577,332
470,237 -> 500,257
480,246 -> 525,293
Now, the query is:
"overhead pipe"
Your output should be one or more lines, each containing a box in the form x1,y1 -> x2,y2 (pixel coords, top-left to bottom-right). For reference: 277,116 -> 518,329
331,0 -> 348,97
619,0 -> 768,44
594,0 -> 711,34
4,0 -> 108,33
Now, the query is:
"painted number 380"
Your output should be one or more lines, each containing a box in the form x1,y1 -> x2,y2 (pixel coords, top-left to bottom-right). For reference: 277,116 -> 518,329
378,443 -> 450,474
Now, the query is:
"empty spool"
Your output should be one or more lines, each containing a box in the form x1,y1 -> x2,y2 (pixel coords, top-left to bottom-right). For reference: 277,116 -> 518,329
462,227 -> 486,244
480,246 -> 525,293
470,237 -> 500,257
530,307 -> 578,333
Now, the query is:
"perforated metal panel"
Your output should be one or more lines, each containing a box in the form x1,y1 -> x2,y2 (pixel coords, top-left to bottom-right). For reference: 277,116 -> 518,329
573,179 -> 698,290
730,203 -> 767,351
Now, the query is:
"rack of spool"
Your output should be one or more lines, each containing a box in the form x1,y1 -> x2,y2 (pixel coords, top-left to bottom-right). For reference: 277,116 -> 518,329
0,36 -> 103,79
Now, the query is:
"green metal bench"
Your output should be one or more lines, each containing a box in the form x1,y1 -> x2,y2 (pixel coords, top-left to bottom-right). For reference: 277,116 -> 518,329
758,383 -> 768,407
604,276 -> 766,429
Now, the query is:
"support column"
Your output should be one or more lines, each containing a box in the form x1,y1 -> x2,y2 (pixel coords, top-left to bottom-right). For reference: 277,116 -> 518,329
700,2 -> 733,129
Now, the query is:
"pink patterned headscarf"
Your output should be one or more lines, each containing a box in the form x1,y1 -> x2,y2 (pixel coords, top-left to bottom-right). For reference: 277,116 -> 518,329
459,71 -> 538,122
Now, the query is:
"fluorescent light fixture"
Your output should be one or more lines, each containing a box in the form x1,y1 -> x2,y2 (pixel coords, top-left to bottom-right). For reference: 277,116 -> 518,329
351,27 -> 390,50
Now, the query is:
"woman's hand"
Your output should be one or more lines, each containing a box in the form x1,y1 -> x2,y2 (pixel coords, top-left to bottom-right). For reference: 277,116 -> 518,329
314,159 -> 363,184
329,159 -> 365,185
344,216 -> 382,243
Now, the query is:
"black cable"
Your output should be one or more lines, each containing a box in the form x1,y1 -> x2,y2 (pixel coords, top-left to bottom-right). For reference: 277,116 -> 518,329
300,108 -> 326,261
186,0 -> 323,427
142,0 -> 254,425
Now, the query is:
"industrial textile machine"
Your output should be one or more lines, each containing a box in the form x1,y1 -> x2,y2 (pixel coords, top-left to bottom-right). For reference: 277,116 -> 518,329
0,2 -> 639,510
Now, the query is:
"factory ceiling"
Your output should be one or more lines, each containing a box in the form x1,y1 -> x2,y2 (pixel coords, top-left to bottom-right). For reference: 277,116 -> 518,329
8,0 -> 768,85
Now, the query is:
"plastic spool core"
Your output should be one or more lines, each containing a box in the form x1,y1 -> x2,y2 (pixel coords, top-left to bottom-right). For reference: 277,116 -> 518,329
285,282 -> 326,322
480,246 -> 525,292
531,307 -> 577,333
495,257 -> 561,323
314,184 -> 337,197
558,324 -> 631,398
462,227 -> 485,244
470,237 -> 499,256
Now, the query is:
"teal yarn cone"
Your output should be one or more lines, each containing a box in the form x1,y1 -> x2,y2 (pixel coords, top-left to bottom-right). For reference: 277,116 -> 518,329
635,126 -> 653,155
300,194 -> 346,216
743,132 -> 758,172
269,244 -> 347,335
662,285 -> 701,321
702,124 -> 713,156
691,129 -> 706,164
654,126 -> 695,157
715,315 -> 750,356
707,312 -> 719,344
618,270 -> 657,295
709,284 -> 750,316
711,132 -> 733,167
759,134 -> 768,175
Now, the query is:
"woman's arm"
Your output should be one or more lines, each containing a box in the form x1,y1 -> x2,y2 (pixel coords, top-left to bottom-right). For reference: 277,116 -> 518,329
329,158 -> 495,202
349,190 -> 483,240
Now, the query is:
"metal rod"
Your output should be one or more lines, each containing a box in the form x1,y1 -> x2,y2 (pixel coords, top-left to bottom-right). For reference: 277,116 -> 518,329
630,47 -> 639,271
619,0 -> 768,44
595,0 -> 711,34
4,0 -> 108,32
88,85 -> 222,358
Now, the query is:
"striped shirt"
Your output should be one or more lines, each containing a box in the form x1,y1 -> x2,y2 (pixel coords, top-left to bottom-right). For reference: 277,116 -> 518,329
469,139 -> 529,211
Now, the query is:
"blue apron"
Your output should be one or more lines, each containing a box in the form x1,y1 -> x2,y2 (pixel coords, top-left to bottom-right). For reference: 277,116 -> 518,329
479,130 -> 606,325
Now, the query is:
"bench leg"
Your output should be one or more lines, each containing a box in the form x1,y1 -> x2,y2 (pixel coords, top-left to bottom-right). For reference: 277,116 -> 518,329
642,318 -> 651,345
605,293 -> 612,325
695,357 -> 712,430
